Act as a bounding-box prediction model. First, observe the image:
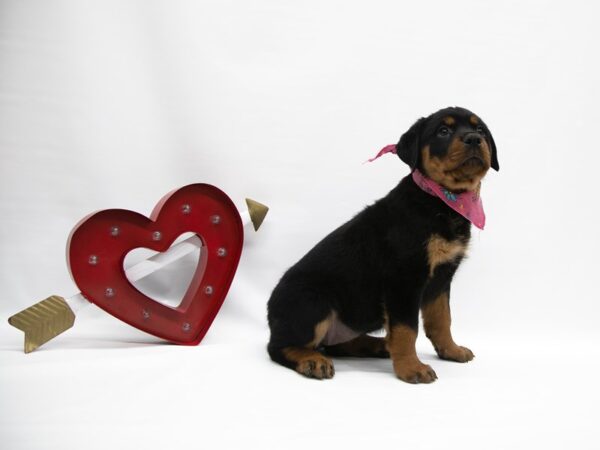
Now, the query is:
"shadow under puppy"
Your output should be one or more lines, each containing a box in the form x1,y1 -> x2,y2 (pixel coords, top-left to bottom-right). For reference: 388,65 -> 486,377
267,106 -> 499,383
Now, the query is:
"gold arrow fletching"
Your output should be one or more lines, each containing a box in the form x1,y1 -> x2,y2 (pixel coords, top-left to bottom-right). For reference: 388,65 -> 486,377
245,198 -> 269,231
8,295 -> 75,353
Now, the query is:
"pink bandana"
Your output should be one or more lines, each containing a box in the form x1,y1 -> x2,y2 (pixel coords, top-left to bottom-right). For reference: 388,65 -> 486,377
368,145 -> 486,230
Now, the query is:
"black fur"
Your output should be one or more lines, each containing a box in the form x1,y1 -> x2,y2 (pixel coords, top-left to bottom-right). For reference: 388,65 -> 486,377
267,106 -> 497,377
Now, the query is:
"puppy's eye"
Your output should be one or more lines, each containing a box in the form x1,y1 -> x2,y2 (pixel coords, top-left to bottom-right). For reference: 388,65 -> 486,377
476,126 -> 485,135
437,126 -> 450,137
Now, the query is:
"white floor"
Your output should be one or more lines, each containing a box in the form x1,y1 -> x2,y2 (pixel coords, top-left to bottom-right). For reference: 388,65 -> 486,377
2,303 -> 598,450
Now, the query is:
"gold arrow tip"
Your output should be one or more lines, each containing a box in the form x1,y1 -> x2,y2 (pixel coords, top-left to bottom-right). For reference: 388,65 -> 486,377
8,295 -> 75,353
245,198 -> 269,231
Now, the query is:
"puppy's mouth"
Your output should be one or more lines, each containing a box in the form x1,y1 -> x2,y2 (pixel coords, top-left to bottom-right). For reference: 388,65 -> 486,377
459,156 -> 485,168
447,155 -> 489,183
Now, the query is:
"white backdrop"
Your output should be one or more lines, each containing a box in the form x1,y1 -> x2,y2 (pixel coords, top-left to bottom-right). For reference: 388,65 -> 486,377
1,1 -> 599,449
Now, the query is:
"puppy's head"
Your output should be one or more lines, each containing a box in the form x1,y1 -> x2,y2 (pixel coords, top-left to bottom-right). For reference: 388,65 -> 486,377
397,107 -> 499,192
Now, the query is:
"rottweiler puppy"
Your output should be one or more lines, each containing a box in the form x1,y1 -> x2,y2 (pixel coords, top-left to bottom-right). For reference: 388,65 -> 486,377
267,106 -> 498,383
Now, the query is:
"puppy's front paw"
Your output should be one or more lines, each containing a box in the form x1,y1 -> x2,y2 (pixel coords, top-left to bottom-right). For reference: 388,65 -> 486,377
437,345 -> 474,363
393,357 -> 437,384
296,355 -> 335,380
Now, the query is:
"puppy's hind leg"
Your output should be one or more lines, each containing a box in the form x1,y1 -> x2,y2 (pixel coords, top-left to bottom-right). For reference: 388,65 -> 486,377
274,347 -> 335,379
268,314 -> 335,380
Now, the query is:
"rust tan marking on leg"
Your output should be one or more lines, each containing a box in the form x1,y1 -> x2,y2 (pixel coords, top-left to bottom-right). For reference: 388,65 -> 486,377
427,234 -> 467,276
443,116 -> 455,126
386,324 -> 417,359
281,313 -> 335,379
422,292 -> 474,362
324,334 -> 389,358
469,115 -> 479,125
282,347 -> 334,379
309,313 -> 333,348
386,324 -> 437,383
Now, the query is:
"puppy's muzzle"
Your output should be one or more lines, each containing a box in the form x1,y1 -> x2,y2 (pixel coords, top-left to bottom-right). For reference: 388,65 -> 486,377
459,133 -> 487,167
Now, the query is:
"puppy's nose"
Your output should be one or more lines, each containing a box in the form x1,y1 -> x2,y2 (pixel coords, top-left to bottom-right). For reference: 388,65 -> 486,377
462,133 -> 482,147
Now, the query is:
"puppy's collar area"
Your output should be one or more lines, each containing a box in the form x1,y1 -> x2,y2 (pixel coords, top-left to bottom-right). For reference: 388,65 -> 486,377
368,145 -> 486,230
412,169 -> 485,230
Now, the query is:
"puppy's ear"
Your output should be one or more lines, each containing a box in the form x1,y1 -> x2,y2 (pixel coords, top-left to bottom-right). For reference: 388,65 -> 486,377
487,129 -> 499,171
396,117 -> 426,171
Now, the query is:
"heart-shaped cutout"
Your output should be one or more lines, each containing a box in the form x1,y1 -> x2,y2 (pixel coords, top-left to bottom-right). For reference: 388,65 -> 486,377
67,184 -> 243,345
124,233 -> 203,309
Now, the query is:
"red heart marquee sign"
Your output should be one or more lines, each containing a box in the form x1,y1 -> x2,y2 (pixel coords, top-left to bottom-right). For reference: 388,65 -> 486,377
67,184 -> 243,345
9,184 -> 268,352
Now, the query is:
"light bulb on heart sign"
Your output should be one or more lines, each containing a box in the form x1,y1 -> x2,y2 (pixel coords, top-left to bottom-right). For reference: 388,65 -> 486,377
8,184 -> 269,353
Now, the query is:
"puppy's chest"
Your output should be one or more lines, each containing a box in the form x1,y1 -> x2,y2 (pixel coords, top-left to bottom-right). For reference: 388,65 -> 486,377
425,231 -> 469,276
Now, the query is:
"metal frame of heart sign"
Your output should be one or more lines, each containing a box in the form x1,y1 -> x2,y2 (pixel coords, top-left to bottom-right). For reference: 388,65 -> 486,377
67,184 -> 243,345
